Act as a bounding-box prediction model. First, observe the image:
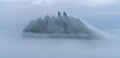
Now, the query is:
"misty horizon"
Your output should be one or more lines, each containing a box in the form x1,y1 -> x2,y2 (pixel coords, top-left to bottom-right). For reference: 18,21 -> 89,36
0,0 -> 120,58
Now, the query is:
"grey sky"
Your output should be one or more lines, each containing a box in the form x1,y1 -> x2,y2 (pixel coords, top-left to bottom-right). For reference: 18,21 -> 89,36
0,0 -> 120,32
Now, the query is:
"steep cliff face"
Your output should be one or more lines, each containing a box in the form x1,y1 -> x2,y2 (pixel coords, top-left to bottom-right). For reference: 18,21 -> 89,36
23,12 -> 92,34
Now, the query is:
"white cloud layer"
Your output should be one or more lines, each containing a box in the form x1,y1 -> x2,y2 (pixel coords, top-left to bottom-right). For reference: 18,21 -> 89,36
0,0 -> 118,7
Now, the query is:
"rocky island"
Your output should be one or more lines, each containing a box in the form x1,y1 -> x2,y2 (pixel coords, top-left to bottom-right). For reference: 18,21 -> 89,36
23,12 -> 105,39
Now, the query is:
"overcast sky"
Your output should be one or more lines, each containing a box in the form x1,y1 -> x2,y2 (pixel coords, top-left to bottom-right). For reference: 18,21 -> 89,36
0,0 -> 120,32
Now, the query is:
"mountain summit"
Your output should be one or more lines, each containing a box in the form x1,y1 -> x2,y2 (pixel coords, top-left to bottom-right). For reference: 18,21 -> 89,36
23,12 -> 90,34
23,12 -> 106,39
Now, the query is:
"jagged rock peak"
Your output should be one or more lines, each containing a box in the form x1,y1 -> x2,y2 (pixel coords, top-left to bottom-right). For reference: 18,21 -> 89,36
57,11 -> 68,19
63,12 -> 67,16
57,11 -> 62,19
57,11 -> 67,16
58,11 -> 61,16
44,15 -> 51,19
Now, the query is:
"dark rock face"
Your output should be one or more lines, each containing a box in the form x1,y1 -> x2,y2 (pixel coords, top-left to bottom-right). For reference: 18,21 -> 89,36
23,12 -> 92,34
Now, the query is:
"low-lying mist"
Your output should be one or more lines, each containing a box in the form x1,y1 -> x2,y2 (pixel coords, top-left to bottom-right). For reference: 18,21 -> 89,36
0,31 -> 120,58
